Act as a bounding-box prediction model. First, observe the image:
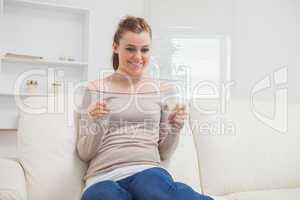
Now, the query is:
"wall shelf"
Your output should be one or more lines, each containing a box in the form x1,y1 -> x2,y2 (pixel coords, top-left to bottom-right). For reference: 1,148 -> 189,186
3,0 -> 89,14
0,129 -> 17,132
0,91 -> 49,97
1,56 -> 88,68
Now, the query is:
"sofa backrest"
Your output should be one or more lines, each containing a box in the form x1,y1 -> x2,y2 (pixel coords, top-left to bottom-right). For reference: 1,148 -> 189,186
163,122 -> 202,193
17,96 -> 87,200
189,98 -> 300,196
16,95 -> 202,199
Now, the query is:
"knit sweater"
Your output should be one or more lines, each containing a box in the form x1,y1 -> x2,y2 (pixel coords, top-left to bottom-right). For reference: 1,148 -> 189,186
76,81 -> 182,181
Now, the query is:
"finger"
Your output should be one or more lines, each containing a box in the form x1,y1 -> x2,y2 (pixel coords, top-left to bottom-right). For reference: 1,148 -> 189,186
174,104 -> 182,112
172,111 -> 188,119
168,111 -> 176,121
175,111 -> 187,118
90,112 -> 109,119
178,106 -> 186,112
96,110 -> 110,115
175,110 -> 187,115
90,109 -> 110,115
176,118 -> 185,125
175,103 -> 186,109
174,115 -> 187,122
170,114 -> 185,123
99,108 -> 110,114
172,123 -> 180,129
101,106 -> 110,112
173,121 -> 184,129
173,116 -> 185,123
174,107 -> 185,115
96,101 -> 107,107
95,104 -> 110,111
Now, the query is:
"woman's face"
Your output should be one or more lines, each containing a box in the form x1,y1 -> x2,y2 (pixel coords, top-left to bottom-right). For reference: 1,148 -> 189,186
113,31 -> 151,78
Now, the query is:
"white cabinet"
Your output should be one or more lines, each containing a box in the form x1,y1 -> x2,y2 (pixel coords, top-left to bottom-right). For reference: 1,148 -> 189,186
0,0 -> 90,130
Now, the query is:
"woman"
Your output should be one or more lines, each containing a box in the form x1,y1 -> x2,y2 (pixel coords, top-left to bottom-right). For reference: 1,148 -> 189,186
77,16 -> 214,200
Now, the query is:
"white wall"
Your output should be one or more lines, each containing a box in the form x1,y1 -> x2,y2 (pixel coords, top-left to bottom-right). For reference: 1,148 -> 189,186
146,0 -> 233,35
147,0 -> 299,103
231,0 -> 300,102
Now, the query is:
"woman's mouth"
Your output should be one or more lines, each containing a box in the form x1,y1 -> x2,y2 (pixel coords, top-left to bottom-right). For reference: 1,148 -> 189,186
128,61 -> 143,70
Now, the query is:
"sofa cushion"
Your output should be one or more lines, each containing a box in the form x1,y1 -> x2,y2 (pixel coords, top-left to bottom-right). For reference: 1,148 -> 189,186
0,158 -> 27,200
189,99 -> 300,196
225,188 -> 300,200
163,122 -> 202,193
17,96 -> 87,200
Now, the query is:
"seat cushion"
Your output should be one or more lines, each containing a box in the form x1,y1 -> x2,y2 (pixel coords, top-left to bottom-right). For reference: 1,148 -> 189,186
0,158 -> 27,200
225,188 -> 300,200
17,96 -> 87,200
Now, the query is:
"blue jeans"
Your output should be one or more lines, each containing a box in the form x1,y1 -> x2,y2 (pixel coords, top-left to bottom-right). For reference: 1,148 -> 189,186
81,167 -> 214,200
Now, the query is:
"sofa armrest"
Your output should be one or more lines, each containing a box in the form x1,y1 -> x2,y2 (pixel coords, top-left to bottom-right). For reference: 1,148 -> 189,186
0,158 -> 27,200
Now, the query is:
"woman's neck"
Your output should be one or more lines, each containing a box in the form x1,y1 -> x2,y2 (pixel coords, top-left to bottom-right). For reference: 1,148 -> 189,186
114,69 -> 143,84
108,70 -> 158,94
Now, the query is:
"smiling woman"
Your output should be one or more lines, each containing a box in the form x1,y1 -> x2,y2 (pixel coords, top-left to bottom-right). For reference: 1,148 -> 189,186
77,15 -> 214,200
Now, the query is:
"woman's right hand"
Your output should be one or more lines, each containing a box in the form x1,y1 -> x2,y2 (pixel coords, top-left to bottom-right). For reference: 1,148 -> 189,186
87,100 -> 110,120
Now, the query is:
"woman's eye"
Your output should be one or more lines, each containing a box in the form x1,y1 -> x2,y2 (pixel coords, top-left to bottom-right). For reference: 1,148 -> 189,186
126,48 -> 135,52
141,48 -> 150,53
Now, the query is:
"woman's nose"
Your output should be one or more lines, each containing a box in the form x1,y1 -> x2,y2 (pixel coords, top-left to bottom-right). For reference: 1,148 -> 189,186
133,50 -> 142,60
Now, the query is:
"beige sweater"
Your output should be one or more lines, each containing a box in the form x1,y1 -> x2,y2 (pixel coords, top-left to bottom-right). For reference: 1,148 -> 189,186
77,84 -> 182,181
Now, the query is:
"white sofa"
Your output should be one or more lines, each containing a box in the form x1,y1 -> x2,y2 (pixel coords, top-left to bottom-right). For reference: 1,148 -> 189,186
0,97 -> 299,200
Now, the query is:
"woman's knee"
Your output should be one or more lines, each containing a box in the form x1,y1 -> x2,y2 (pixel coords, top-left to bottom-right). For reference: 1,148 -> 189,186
129,168 -> 214,200
173,182 -> 215,200
133,167 -> 174,185
129,168 -> 176,200
81,180 -> 132,200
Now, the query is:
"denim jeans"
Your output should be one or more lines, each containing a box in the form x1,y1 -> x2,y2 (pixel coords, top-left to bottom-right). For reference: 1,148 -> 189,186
81,167 -> 214,200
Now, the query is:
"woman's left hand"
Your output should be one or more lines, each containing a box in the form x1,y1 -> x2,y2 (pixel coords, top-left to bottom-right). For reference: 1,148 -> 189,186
168,104 -> 188,129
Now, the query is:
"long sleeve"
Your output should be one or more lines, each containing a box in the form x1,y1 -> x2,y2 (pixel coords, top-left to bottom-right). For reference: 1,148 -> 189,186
76,89 -> 109,162
158,86 -> 183,161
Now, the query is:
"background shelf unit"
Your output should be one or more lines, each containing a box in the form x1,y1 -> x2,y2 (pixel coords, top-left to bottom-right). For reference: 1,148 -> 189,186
0,0 -> 90,63
0,0 -> 90,130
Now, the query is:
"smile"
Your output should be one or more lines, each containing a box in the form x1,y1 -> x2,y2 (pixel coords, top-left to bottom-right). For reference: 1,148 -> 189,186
128,61 -> 143,69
